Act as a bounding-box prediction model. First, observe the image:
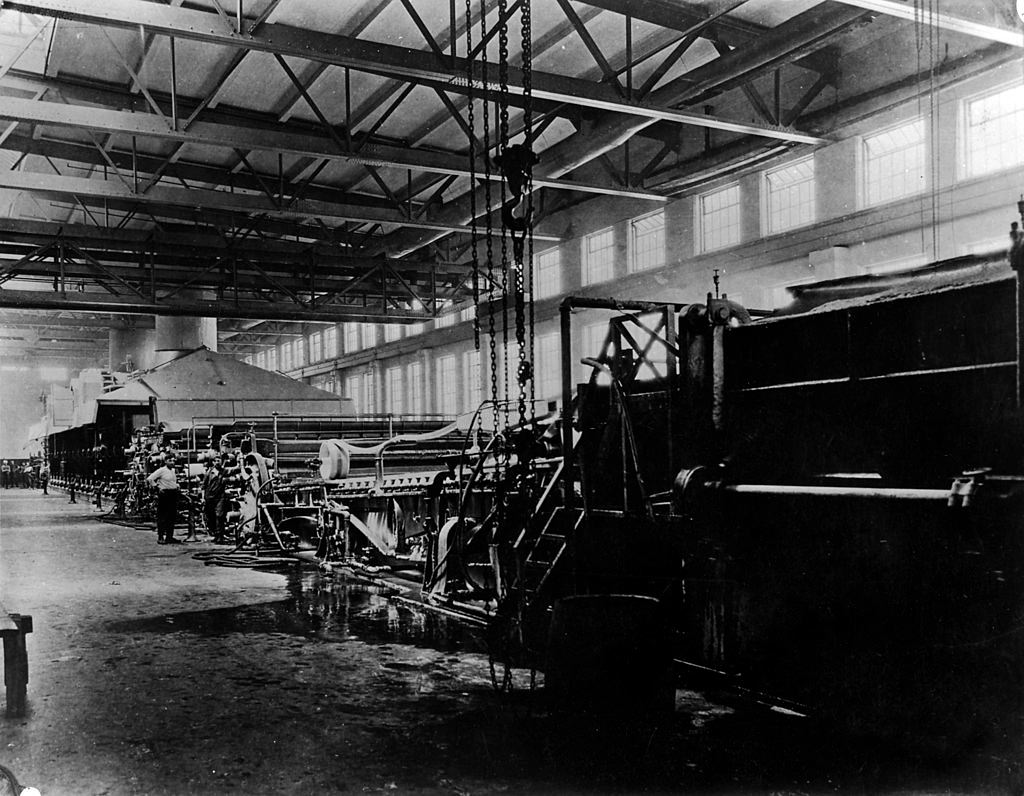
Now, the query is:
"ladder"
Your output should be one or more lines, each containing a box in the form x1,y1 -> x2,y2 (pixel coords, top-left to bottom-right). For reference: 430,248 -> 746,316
507,504 -> 583,608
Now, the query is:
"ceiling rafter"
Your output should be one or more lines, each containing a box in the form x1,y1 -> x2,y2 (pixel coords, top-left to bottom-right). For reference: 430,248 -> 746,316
374,2 -> 869,258
831,0 -> 1023,46
3,1 -> 827,145
0,168 -> 528,236
0,90 -> 670,201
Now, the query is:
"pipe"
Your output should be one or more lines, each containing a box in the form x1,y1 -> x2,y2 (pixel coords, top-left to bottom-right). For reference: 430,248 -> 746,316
721,484 -> 952,501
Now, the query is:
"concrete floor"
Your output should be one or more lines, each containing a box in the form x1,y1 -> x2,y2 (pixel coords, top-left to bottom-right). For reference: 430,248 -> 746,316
1,488 -> 1022,795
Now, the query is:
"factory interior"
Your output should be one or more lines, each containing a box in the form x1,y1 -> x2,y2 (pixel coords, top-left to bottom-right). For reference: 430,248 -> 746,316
1,0 -> 1024,793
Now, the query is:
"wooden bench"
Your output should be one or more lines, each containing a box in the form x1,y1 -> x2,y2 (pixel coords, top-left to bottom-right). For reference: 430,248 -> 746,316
0,607 -> 31,717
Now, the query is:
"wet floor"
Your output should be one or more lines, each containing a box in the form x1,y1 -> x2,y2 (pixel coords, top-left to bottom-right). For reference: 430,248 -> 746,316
2,489 -> 1023,794
109,571 -> 487,656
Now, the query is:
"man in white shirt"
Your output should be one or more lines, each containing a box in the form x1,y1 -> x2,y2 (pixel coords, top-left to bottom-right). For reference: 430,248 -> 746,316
146,456 -> 181,545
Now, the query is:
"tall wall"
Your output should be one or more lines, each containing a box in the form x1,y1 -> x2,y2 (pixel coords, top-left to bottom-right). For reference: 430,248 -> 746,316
262,56 -> 1023,417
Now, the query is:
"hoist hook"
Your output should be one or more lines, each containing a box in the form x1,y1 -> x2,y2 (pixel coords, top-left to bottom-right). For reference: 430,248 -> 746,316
494,144 -> 539,263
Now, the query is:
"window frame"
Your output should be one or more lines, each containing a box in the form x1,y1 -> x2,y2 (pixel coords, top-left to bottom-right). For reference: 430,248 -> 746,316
323,326 -> 338,359
535,331 -> 561,399
407,360 -> 424,415
435,354 -> 457,415
696,182 -> 742,254
463,350 -> 482,412
581,226 -> 615,286
628,209 -> 666,273
534,246 -> 562,298
308,331 -> 322,363
386,366 -> 404,415
961,81 -> 1024,181
860,116 -> 927,208
344,323 -> 359,353
762,155 -> 816,235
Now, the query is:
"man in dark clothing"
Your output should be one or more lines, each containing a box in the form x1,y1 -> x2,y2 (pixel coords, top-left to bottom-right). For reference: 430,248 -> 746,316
202,457 -> 228,542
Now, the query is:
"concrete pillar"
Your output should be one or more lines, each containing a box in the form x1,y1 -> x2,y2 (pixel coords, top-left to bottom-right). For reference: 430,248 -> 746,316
154,315 -> 217,365
109,326 -> 156,373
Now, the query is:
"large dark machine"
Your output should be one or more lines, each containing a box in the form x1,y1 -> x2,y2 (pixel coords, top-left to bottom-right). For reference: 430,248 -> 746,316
425,219 -> 1024,749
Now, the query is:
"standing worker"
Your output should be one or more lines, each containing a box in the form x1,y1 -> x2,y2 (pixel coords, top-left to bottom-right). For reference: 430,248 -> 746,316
202,456 -> 228,543
1,460 -> 9,488
146,455 -> 181,545
38,460 -> 49,495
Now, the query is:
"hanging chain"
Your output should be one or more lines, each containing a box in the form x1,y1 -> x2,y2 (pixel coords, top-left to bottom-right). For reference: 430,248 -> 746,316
520,0 -> 535,430
497,0 -> 512,451
480,0 -> 499,445
466,0 -> 480,351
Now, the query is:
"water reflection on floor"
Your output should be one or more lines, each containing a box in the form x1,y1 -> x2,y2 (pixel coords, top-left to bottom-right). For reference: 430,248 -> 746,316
105,569 -> 1024,794
110,569 -> 485,654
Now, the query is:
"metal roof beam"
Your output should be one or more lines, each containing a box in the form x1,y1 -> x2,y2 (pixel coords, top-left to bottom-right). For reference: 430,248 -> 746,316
572,0 -> 767,46
0,168 -> 558,237
575,0 -> 839,77
375,2 -> 867,257
831,0 -> 1023,46
0,287 -> 433,324
5,0 -> 826,144
0,258 -> 440,295
0,218 -> 469,273
38,196 -> 369,243
0,94 -> 671,201
1,130 -> 406,212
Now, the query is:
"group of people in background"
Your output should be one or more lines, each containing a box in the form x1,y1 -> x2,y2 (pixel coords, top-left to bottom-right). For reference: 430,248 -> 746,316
1,459 -> 50,492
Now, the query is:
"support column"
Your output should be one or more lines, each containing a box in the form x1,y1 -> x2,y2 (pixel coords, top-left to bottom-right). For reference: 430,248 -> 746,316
109,325 -> 156,373
154,315 -> 217,366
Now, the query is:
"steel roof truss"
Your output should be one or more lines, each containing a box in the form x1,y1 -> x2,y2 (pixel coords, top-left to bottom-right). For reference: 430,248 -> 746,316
555,0 -> 624,97
4,1 -> 826,145
397,0 -> 447,62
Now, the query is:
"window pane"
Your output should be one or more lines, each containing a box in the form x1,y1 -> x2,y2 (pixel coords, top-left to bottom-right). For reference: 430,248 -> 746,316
344,323 -> 359,352
463,350 -> 482,412
435,354 -> 457,415
347,373 -> 363,413
364,369 -> 377,413
582,228 -> 615,285
965,84 -> 1024,178
407,360 -> 423,415
386,366 -> 404,415
863,118 -> 926,205
534,247 -> 562,298
323,326 -> 338,359
699,184 -> 741,252
535,332 -> 560,399
765,157 -> 815,234
629,209 -> 665,272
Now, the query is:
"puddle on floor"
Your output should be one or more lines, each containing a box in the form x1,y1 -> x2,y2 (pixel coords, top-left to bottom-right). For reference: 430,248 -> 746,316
107,569 -> 486,655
